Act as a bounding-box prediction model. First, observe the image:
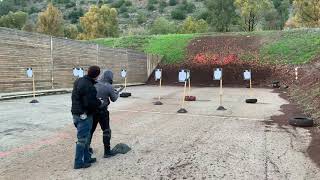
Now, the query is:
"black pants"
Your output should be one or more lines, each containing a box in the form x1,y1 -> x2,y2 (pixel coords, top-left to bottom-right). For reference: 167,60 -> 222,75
90,109 -> 111,148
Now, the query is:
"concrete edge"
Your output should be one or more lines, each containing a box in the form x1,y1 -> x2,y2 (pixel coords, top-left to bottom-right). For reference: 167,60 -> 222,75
0,83 -> 146,101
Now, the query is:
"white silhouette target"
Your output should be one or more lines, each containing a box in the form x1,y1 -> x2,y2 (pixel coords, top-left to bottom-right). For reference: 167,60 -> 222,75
27,68 -> 33,78
186,70 -> 190,80
121,69 -> 127,78
78,68 -> 84,78
244,70 -> 251,80
155,69 -> 162,80
214,68 -> 222,80
179,70 -> 187,82
73,68 -> 79,77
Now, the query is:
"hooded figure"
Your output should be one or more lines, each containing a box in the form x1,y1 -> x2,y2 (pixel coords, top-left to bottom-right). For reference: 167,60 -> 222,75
89,70 -> 120,158
95,70 -> 119,108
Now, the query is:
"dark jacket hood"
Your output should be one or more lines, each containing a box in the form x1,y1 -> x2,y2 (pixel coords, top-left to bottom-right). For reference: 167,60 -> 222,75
98,70 -> 113,84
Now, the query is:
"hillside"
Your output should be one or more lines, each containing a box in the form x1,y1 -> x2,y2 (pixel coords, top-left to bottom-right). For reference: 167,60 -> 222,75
94,29 -> 320,123
0,0 -> 205,35
94,29 -> 320,65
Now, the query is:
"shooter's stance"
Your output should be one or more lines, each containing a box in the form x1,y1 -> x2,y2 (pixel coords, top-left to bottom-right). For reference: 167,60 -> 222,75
71,66 -> 102,169
89,70 -> 124,158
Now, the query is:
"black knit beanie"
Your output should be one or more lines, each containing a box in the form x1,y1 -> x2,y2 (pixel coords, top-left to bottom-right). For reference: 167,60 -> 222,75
87,66 -> 100,79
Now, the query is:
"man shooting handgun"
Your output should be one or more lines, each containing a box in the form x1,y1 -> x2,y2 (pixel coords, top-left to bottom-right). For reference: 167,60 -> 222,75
89,70 -> 124,158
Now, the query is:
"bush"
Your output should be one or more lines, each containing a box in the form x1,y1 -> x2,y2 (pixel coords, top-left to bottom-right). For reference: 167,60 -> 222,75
119,5 -> 128,13
148,0 -> 158,4
159,0 -> 167,13
128,6 -> 137,13
122,12 -> 130,18
68,8 -> 84,24
169,0 -> 177,6
112,0 -> 125,8
179,16 -> 208,34
0,11 -> 28,30
0,0 -> 16,16
147,4 -> 156,11
195,8 -> 210,21
64,24 -> 79,39
29,6 -> 40,14
136,11 -> 147,24
149,17 -> 176,34
185,2 -> 195,13
65,2 -> 76,8
22,20 -> 35,32
171,8 -> 186,20
124,0 -> 132,6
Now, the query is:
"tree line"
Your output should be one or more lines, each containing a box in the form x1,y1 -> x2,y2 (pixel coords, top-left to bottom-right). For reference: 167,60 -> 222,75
0,0 -> 319,39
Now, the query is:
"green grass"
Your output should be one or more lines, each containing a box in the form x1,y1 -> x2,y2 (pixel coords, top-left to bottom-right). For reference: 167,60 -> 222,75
260,29 -> 320,64
94,34 -> 196,64
94,29 -> 320,65
144,34 -> 196,64
93,35 -> 151,52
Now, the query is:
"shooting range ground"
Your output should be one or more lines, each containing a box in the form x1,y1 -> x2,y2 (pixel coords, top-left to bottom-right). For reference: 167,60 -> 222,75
1,86 -> 319,179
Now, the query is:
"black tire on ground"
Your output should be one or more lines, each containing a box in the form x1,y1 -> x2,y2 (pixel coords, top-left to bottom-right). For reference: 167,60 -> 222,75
185,96 -> 196,101
245,99 -> 258,104
289,117 -> 314,127
120,92 -> 131,98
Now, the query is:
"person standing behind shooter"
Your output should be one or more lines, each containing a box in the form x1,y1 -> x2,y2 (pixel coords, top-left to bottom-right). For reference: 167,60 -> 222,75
89,70 -> 124,158
71,66 -> 102,169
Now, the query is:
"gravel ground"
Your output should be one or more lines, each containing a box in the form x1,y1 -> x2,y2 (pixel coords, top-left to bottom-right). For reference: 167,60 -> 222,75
0,86 -> 319,179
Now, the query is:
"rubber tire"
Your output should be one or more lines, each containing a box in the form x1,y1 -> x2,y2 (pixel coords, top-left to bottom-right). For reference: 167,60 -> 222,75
120,92 -> 131,98
289,117 -> 314,127
245,99 -> 257,104
185,96 -> 196,101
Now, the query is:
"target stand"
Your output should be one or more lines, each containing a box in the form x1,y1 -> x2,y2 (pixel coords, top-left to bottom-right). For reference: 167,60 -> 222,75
120,69 -> 131,98
184,70 -> 196,102
27,68 -> 39,104
177,70 -> 188,113
154,69 -> 163,105
244,70 -> 258,104
214,68 -> 226,111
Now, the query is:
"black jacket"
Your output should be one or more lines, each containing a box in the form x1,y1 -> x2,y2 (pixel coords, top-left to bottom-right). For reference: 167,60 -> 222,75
71,75 -> 101,115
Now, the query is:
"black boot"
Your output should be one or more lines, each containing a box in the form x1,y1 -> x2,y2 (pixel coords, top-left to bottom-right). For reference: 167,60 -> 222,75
104,146 -> 117,158
89,147 -> 93,154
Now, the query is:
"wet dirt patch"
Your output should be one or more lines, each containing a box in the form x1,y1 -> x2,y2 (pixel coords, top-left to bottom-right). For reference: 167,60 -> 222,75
269,89 -> 320,168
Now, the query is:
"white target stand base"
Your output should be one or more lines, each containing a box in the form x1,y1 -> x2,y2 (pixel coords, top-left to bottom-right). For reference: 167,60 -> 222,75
177,108 -> 188,113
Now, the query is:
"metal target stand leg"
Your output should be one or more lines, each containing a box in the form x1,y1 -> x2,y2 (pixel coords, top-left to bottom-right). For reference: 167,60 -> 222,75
30,74 -> 39,104
217,78 -> 226,111
245,70 -> 258,104
177,80 -> 188,113
154,78 -> 163,105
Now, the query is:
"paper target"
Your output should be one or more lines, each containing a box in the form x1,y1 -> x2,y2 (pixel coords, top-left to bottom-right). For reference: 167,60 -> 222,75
186,70 -> 190,80
121,69 -> 127,78
178,70 -> 187,82
244,70 -> 251,80
73,68 -> 79,77
213,68 -> 222,80
78,68 -> 84,78
155,69 -> 162,80
26,68 -> 33,78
